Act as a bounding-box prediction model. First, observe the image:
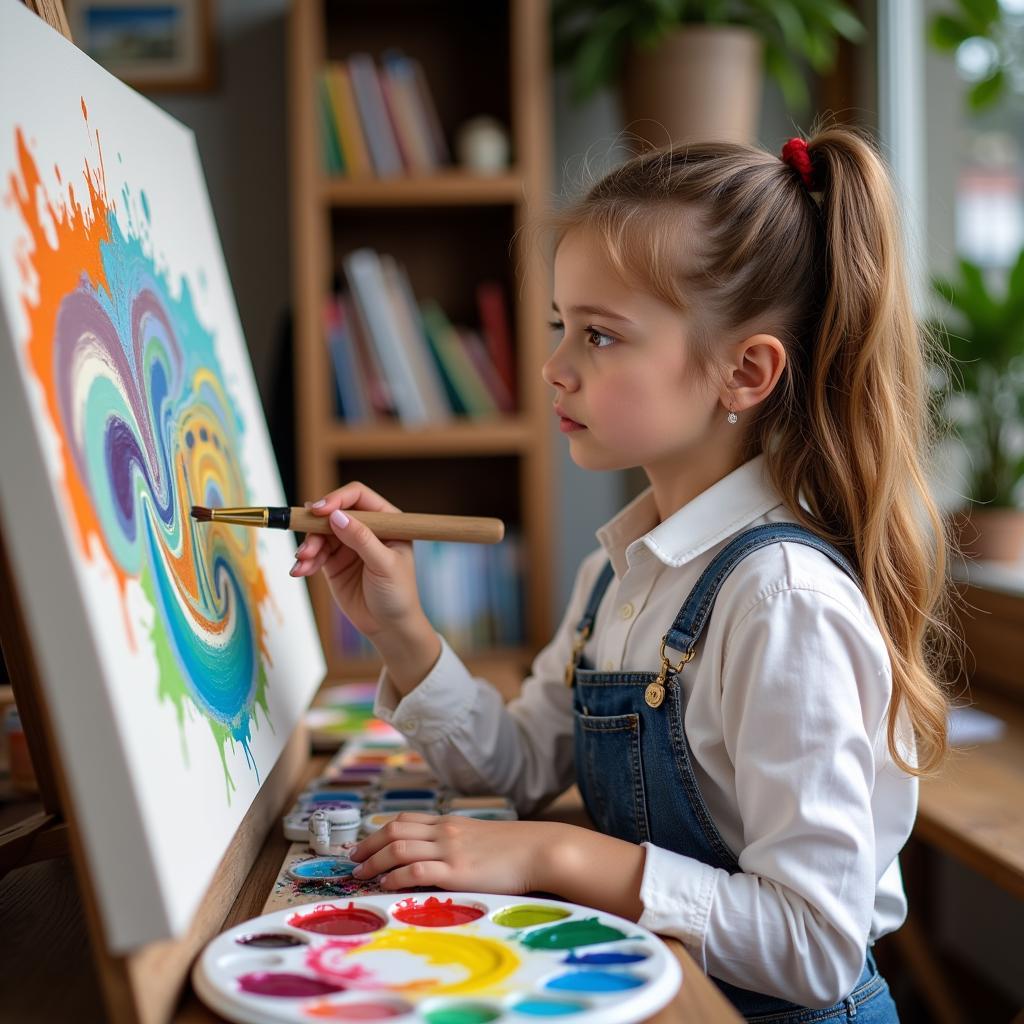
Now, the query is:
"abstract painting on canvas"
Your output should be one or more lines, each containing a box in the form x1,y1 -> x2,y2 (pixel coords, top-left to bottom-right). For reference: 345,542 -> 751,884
0,1 -> 325,952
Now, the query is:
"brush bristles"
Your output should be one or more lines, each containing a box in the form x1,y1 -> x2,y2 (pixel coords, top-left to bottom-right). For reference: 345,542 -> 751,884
191,505 -> 212,522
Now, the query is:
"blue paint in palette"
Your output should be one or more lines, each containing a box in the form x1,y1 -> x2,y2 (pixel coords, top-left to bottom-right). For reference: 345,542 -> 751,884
512,997 -> 588,1016
546,971 -> 645,993
564,949 -> 649,966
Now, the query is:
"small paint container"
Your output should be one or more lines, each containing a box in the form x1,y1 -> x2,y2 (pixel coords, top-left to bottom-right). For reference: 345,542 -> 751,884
286,857 -> 357,883
308,805 -> 361,855
381,787 -> 437,802
303,789 -> 364,805
282,800 -> 359,842
378,798 -> 438,812
450,807 -> 518,821
339,762 -> 384,774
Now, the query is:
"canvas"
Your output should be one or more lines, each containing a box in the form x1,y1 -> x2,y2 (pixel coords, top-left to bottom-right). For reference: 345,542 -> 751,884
0,1 -> 325,952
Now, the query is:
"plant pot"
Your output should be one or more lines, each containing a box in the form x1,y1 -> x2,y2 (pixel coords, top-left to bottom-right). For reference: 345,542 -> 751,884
621,25 -> 763,151
950,506 -> 1024,563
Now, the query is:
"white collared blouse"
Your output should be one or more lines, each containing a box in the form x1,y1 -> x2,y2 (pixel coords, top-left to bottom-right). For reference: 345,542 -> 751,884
373,453 -> 918,1008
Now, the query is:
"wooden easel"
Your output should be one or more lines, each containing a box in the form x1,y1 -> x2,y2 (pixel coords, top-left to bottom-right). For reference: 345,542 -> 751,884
0,5 -> 309,1022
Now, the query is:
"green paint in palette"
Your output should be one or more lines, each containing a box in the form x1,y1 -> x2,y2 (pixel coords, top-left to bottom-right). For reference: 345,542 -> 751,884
492,904 -> 570,929
422,1004 -> 501,1024
519,917 -> 630,950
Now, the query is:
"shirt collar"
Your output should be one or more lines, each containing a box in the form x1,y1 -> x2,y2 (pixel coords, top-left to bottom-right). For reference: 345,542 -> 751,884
595,453 -> 786,578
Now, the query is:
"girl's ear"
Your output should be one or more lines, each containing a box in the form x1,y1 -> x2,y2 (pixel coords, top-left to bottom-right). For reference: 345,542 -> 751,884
723,333 -> 786,411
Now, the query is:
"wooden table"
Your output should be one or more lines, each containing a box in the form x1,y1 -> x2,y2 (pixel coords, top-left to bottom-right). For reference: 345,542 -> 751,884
0,757 -> 741,1024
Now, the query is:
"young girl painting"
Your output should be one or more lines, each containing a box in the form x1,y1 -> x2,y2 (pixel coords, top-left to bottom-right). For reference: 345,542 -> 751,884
290,123 -> 956,1022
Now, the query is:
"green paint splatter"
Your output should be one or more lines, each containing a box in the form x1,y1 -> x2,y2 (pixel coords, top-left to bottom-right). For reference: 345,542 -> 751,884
519,918 -> 631,951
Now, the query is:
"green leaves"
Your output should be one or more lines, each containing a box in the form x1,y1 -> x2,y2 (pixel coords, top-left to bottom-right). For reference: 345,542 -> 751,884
927,0 -> 1011,111
930,252 -> 1024,506
551,0 -> 865,110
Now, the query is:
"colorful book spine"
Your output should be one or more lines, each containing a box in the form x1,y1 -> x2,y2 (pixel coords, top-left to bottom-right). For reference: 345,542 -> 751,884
343,248 -> 431,425
318,70 -> 344,175
458,327 -> 514,414
476,280 -> 516,402
380,49 -> 436,172
329,62 -> 372,177
324,295 -> 371,424
347,52 -> 403,177
420,300 -> 498,417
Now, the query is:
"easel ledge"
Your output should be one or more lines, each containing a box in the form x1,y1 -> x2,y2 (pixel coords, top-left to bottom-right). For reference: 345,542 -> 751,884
2,14 -> 309,1024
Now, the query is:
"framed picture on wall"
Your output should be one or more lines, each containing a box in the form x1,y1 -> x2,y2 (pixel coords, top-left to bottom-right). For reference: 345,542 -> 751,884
65,0 -> 215,92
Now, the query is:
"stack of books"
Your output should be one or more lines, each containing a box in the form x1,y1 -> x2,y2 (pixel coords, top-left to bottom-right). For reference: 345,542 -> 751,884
326,248 -> 516,425
318,50 -> 450,178
332,531 -> 525,658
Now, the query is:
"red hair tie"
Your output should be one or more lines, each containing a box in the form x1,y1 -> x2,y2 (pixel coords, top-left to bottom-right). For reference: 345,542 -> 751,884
781,137 -> 815,190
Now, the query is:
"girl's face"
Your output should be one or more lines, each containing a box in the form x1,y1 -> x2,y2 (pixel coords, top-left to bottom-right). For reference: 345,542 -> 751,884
543,227 -> 727,488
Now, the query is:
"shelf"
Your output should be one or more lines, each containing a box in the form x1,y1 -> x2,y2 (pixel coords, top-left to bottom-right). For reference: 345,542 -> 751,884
321,171 -> 525,207
326,417 -> 533,457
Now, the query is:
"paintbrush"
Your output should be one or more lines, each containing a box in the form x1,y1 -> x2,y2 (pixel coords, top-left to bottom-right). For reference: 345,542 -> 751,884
190,505 -> 505,544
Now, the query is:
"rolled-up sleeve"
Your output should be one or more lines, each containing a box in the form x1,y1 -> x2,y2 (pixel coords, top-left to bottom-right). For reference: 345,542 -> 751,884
373,551 -> 604,815
638,586 -> 890,1008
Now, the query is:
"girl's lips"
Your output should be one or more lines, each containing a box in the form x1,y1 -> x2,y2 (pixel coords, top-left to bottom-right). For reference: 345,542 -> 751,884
559,416 -> 586,432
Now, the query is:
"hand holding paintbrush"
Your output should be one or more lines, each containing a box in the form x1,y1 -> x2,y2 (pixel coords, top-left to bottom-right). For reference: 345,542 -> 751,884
194,482 -> 488,695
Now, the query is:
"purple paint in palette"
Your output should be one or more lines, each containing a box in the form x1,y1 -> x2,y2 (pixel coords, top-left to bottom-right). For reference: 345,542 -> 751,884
237,972 -> 343,997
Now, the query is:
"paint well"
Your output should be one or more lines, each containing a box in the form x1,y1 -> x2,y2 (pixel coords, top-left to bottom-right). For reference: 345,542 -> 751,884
392,897 -> 485,927
304,1000 -> 412,1020
564,948 -> 649,965
234,932 -> 306,948
492,905 -> 570,929
236,971 -> 344,997
288,902 -> 387,936
288,858 -> 357,881
423,1003 -> 502,1024
546,971 -> 645,993
520,918 -> 629,951
511,998 -> 588,1016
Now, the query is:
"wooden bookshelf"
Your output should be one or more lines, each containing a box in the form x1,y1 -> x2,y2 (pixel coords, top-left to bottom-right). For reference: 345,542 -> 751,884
287,0 -> 554,683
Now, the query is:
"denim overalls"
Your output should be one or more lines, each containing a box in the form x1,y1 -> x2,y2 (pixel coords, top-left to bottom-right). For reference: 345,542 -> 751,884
567,522 -> 900,1023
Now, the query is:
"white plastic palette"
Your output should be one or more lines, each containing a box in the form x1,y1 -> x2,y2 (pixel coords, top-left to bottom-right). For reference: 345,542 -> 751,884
193,892 -> 682,1024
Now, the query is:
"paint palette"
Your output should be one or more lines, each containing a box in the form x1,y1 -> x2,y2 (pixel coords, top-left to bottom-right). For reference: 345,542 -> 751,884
193,892 -> 682,1023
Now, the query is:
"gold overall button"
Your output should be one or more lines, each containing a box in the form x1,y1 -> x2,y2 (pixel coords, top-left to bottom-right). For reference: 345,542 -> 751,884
644,682 -> 665,708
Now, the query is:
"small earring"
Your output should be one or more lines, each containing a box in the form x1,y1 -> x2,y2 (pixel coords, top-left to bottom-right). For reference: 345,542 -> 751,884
727,400 -> 738,425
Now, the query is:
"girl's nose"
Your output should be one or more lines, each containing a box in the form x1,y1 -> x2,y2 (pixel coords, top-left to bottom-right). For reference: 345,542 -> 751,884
541,338 -> 578,391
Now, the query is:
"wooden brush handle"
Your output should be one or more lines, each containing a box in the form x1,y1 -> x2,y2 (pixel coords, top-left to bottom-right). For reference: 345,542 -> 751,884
288,508 -> 505,544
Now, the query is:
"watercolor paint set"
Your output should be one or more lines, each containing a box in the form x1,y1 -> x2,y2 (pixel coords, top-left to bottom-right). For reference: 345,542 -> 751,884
283,730 -> 517,844
193,891 -> 682,1023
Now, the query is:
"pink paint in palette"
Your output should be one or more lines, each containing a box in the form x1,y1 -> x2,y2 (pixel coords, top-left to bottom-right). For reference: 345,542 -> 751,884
193,892 -> 682,1023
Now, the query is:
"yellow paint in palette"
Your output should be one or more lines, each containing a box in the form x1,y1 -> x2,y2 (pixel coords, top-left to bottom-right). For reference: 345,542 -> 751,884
309,929 -> 521,996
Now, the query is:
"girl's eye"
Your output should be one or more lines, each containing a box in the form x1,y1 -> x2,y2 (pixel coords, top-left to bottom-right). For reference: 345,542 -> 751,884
585,327 -> 616,349
546,320 -> 616,350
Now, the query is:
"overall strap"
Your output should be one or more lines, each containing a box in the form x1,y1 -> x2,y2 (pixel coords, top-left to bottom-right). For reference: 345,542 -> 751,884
663,522 -> 860,656
564,560 -> 615,685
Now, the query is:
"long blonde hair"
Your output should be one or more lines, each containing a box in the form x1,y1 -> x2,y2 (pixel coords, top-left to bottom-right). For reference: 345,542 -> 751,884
535,121 -> 959,776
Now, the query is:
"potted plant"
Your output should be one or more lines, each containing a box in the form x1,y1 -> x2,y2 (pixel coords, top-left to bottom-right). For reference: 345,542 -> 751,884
929,248 -> 1024,562
552,0 -> 865,149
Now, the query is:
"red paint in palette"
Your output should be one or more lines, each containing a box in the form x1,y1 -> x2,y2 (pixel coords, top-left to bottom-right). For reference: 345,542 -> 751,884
391,896 -> 485,927
237,972 -> 344,997
288,902 -> 387,936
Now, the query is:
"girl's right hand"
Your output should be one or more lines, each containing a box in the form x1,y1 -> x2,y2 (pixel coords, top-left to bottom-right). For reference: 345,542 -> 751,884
289,481 -> 425,640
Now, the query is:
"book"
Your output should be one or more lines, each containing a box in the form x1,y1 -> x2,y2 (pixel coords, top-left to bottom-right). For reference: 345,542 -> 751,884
458,326 -> 514,414
343,291 -> 393,418
476,280 -> 516,401
324,295 -> 370,424
380,255 -> 452,421
318,70 -> 344,175
347,52 -> 403,176
329,62 -> 372,177
380,49 -> 437,172
420,300 -> 498,417
343,248 -> 431,425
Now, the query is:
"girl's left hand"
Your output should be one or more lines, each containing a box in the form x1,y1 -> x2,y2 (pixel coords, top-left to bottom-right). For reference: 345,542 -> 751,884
349,813 -> 565,894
